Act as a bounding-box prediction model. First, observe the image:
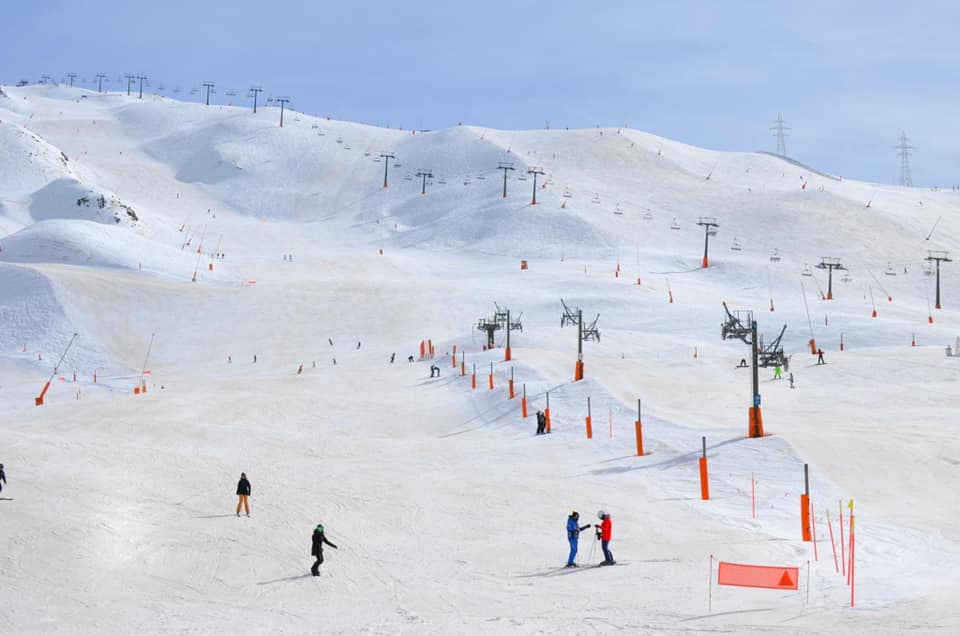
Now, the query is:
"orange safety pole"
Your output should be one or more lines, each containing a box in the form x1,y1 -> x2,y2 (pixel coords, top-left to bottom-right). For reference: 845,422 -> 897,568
585,397 -> 593,439
634,399 -> 644,456
35,381 -> 51,406
420,340 -> 425,359
452,353 -> 457,368
801,465 -> 812,541
471,364 -> 476,389
699,436 -> 709,500
521,383 -> 528,418
461,359 -> 465,376
508,368 -> 515,399
488,362 -> 494,390
544,391 -> 551,432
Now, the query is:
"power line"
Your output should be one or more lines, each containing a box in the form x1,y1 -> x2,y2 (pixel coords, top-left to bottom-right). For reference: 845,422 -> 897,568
895,131 -> 914,187
770,113 -> 790,157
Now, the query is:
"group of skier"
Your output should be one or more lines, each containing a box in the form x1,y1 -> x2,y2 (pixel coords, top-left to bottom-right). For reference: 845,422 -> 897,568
234,472 -> 338,575
565,510 -> 615,567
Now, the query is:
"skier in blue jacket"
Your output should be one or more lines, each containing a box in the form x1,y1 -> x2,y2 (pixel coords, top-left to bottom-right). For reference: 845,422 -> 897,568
565,511 -> 592,567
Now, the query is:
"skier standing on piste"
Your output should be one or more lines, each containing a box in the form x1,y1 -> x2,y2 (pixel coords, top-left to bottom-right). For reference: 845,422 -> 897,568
236,472 -> 251,517
311,523 -> 338,576
597,510 -> 615,565
565,511 -> 592,567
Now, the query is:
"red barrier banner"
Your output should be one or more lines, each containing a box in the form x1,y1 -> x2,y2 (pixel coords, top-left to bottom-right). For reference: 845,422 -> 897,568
717,562 -> 798,590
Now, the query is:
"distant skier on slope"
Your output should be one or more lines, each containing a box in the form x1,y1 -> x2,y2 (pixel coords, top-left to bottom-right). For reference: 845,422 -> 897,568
597,511 -> 615,565
816,348 -> 825,365
565,511 -> 592,567
536,410 -> 546,435
0,463 -> 6,496
311,523 -> 338,576
236,472 -> 251,517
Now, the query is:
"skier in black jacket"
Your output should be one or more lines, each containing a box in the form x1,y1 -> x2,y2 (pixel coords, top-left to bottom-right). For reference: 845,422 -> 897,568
311,523 -> 338,576
236,473 -> 251,517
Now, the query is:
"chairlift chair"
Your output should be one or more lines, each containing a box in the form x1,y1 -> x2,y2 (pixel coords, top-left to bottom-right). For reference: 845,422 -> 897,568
562,189 -> 572,198
336,137 -> 343,144
670,218 -> 681,230
884,262 -> 897,276
613,203 -> 623,215
730,238 -> 742,251
643,210 -> 653,221
801,264 -> 813,277
769,248 -> 781,262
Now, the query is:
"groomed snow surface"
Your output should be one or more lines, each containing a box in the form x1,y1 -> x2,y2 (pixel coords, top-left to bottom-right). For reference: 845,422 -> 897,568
1,85 -> 958,634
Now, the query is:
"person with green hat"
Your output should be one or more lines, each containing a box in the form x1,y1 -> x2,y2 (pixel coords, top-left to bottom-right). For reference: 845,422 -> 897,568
311,522 -> 338,576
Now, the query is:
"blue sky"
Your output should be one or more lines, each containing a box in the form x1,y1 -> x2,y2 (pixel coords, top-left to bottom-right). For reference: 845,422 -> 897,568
4,1 -> 958,186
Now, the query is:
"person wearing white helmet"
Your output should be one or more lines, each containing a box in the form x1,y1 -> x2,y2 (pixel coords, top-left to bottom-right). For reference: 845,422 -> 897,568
597,510 -> 615,565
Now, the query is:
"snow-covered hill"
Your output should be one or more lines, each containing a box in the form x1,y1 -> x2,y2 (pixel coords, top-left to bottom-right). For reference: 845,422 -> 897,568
0,84 -> 957,634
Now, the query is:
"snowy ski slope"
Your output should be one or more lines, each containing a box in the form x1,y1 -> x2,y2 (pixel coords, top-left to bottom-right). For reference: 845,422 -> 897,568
0,85 -> 958,634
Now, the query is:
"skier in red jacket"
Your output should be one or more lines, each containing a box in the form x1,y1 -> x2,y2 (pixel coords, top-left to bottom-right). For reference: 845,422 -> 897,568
597,510 -> 615,565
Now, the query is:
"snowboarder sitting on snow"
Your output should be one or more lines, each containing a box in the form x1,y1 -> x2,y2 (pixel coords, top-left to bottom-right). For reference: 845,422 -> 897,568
597,510 -> 615,565
407,355 -> 415,363
236,472 -> 251,517
311,522 -> 338,576
565,511 -> 592,567
430,364 -> 440,378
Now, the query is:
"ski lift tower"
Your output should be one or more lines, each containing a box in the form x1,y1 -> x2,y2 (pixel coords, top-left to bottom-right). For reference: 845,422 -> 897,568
816,257 -> 845,300
416,169 -> 434,195
925,250 -> 952,309
696,216 -> 719,268
527,167 -> 545,205
491,303 -> 522,361
476,316 -> 501,349
497,162 -> 515,198
721,302 -> 764,438
380,152 -> 396,188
